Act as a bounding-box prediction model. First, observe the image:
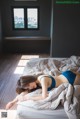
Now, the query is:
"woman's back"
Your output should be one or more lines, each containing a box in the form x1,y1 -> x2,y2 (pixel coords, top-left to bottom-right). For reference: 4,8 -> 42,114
54,70 -> 80,87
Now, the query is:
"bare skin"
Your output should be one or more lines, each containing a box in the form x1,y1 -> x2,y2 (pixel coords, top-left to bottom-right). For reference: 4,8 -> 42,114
19,72 -> 80,101
6,71 -> 80,109
6,91 -> 28,110
6,75 -> 52,109
53,71 -> 80,87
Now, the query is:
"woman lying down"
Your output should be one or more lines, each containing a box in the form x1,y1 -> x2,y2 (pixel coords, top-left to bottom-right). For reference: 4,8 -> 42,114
6,70 -> 80,110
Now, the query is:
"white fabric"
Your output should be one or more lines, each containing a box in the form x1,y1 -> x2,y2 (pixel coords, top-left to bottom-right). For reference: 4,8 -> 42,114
17,105 -> 68,119
23,55 -> 80,76
17,55 -> 80,119
17,83 -> 80,119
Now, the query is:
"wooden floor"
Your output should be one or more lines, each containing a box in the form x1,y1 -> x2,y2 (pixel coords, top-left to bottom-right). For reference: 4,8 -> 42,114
0,54 -> 49,109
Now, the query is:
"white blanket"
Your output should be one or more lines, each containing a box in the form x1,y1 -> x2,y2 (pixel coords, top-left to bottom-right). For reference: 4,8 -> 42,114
23,55 -> 80,76
18,83 -> 80,119
17,55 -> 80,119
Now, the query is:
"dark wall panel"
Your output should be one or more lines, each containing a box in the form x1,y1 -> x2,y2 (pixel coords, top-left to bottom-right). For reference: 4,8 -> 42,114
0,3 -> 2,53
2,0 -> 51,54
2,0 -> 51,37
51,1 -> 80,57
4,39 -> 50,54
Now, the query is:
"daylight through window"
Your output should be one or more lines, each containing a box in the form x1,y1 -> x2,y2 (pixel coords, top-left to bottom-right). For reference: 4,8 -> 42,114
13,8 -> 24,29
27,8 -> 38,29
12,7 -> 39,30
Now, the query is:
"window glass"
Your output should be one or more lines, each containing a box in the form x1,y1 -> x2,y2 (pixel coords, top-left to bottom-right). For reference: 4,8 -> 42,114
13,8 -> 24,28
27,8 -> 38,29
12,7 -> 39,30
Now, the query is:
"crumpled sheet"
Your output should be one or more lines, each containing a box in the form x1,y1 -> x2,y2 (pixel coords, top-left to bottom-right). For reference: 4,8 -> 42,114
18,55 -> 80,119
18,83 -> 80,119
23,55 -> 80,76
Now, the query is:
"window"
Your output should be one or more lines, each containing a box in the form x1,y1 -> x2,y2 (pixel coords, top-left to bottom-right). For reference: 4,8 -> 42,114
27,8 -> 38,29
12,7 -> 39,30
13,8 -> 24,29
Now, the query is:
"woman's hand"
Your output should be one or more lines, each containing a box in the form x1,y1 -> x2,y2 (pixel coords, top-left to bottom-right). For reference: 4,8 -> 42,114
6,102 -> 14,110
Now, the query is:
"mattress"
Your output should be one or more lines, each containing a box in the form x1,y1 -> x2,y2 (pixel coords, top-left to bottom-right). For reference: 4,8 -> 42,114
17,104 -> 68,119
16,56 -> 80,119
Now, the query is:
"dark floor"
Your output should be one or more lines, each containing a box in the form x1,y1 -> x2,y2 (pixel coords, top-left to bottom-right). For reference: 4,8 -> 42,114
0,54 -> 50,109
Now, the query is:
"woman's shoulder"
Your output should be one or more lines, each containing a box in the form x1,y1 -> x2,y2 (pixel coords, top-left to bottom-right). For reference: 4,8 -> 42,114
20,91 -> 28,96
38,75 -> 49,81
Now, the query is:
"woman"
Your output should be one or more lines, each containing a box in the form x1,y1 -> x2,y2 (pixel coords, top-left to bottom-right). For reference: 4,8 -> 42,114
6,70 -> 80,109
6,76 -> 42,109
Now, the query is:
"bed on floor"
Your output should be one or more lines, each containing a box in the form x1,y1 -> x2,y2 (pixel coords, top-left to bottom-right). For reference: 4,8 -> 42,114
17,105 -> 68,119
16,56 -> 80,119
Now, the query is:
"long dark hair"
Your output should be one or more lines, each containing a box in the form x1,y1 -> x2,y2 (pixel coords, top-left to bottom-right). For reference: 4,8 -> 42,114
16,75 -> 41,94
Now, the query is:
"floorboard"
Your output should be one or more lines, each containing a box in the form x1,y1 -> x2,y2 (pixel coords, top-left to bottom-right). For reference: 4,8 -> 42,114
0,54 -> 49,109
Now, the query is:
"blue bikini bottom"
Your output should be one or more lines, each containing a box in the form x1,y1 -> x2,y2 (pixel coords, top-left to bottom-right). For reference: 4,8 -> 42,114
47,70 -> 76,91
62,70 -> 76,85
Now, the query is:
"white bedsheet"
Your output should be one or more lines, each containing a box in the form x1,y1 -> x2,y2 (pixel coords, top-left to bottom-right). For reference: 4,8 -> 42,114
17,105 -> 68,119
17,56 -> 80,119
23,55 -> 80,76
17,83 -> 80,119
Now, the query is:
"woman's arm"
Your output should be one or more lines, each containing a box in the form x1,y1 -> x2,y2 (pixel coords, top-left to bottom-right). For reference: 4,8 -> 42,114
23,95 -> 47,101
6,96 -> 18,110
23,77 -> 48,101
6,91 -> 28,109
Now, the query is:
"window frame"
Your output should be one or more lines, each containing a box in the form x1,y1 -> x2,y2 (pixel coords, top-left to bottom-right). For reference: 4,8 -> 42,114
12,6 -> 39,30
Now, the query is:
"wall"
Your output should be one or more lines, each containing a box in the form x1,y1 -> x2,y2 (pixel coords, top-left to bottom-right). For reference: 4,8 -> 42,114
50,0 -> 53,57
0,2 -> 2,53
51,0 -> 80,57
2,0 -> 51,53
4,38 -> 50,54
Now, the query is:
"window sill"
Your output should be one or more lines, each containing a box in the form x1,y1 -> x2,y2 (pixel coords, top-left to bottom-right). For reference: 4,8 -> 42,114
5,36 -> 51,40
